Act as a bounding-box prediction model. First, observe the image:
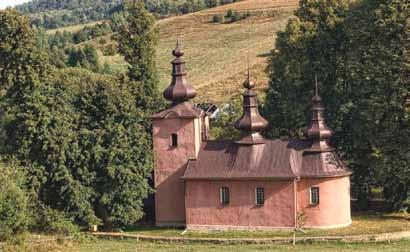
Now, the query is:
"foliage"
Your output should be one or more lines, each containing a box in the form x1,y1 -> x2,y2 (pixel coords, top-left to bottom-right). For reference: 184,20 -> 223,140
33,206 -> 79,236
0,9 -> 49,95
4,68 -> 154,228
15,0 -> 234,29
0,162 -> 29,241
67,45 -> 101,72
16,0 -> 123,29
263,0 -> 409,210
1,9 -> 155,229
116,0 -> 164,113
212,14 -> 223,23
209,98 -> 242,140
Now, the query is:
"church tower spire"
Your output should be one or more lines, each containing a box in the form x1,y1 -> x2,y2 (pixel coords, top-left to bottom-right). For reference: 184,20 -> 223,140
305,77 -> 334,152
235,72 -> 268,145
163,40 -> 197,103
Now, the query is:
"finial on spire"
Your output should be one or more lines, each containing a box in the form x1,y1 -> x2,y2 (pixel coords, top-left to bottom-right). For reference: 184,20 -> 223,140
312,74 -> 322,102
243,69 -> 255,89
235,75 -> 268,145
172,39 -> 184,57
305,76 -> 334,152
163,40 -> 196,103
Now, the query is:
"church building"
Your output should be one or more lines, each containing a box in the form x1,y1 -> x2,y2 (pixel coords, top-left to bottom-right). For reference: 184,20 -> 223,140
152,43 -> 352,230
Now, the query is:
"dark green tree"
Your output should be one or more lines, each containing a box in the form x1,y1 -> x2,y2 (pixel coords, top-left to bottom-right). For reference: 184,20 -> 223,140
1,9 -> 153,229
262,0 -> 409,210
116,0 -> 164,112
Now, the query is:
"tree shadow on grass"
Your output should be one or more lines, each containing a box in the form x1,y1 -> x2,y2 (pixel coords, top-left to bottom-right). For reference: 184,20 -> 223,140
352,211 -> 410,221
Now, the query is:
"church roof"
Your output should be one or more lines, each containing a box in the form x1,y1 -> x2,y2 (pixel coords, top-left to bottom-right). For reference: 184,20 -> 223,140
152,101 -> 203,119
182,139 -> 351,180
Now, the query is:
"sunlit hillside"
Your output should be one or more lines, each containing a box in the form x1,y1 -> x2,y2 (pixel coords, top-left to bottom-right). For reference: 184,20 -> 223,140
51,0 -> 299,103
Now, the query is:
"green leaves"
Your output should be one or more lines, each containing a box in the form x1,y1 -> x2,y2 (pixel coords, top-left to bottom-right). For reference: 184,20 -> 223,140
264,0 -> 409,209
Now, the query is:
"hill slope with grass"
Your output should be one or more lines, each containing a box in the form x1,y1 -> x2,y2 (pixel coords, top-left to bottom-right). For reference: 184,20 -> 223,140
46,0 -> 299,103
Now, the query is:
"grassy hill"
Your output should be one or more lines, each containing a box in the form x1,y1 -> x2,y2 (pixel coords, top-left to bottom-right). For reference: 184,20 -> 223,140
50,0 -> 299,103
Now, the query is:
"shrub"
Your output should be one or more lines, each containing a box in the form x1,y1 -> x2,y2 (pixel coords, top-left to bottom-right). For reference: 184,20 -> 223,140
212,15 -> 222,23
230,11 -> 239,22
226,9 -> 233,18
0,163 -> 29,241
34,207 -> 79,236
99,38 -> 107,45
103,43 -> 117,56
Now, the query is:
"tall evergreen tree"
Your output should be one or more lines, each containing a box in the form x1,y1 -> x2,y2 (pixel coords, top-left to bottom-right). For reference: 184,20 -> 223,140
262,0 -> 409,210
115,0 -> 163,112
1,9 -> 153,228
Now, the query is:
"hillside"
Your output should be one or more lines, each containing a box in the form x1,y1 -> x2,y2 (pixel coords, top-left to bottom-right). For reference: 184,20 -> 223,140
16,0 -> 238,29
100,0 -> 299,103
42,0 -> 298,103
16,0 -> 122,28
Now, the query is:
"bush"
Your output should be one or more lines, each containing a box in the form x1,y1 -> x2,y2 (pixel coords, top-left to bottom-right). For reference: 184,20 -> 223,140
212,15 -> 222,23
34,207 -> 79,236
230,11 -> 239,22
226,9 -> 233,18
0,163 -> 29,241
103,43 -> 117,56
99,38 -> 107,45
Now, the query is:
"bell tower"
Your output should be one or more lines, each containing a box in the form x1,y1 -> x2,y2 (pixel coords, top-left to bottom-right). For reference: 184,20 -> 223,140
152,42 -> 207,226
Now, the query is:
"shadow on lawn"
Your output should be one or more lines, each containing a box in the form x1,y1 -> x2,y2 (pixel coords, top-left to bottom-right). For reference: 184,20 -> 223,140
352,211 -> 410,221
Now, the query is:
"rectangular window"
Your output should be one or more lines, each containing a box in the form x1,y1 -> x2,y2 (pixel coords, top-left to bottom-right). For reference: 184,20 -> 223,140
255,187 -> 264,205
220,187 -> 230,205
171,133 -> 178,147
310,187 -> 320,205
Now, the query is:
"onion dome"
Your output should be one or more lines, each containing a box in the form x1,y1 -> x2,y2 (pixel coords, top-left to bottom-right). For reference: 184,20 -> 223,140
235,72 -> 268,145
305,79 -> 334,152
163,40 -> 197,103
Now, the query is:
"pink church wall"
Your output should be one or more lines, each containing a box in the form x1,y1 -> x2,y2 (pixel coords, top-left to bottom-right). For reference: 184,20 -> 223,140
297,176 -> 351,228
153,117 -> 199,225
185,180 -> 296,229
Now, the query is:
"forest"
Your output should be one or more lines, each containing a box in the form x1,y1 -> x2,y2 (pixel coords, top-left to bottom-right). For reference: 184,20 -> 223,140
16,0 -> 236,29
0,0 -> 408,244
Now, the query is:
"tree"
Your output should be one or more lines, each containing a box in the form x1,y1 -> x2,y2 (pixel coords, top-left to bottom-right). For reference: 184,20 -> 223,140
0,162 -> 29,241
116,0 -> 164,113
1,9 -> 153,229
262,0 -> 409,210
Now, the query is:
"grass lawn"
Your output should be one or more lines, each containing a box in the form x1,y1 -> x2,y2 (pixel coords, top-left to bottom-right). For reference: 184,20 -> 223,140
2,212 -> 408,252
25,239 -> 410,252
125,212 -> 409,238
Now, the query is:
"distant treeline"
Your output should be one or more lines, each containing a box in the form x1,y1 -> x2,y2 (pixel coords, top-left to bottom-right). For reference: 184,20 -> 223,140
16,0 -> 238,29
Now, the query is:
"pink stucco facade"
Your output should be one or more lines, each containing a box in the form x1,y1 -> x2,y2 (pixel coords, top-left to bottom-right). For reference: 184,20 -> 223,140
297,176 -> 351,228
185,180 -> 296,229
153,117 -> 201,226
183,176 -> 351,230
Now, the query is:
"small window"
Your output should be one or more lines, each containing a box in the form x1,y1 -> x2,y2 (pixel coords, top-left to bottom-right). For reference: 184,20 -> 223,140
171,134 -> 178,147
310,187 -> 320,205
220,187 -> 230,205
255,187 -> 264,205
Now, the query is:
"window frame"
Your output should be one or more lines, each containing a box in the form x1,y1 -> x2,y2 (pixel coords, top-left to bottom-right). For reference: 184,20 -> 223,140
310,187 -> 320,205
220,187 -> 230,205
170,133 -> 178,147
255,187 -> 265,206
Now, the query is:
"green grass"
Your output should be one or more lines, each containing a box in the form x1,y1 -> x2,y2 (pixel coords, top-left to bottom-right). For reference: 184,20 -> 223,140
63,239 -> 410,252
46,21 -> 104,35
125,212 -> 409,238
